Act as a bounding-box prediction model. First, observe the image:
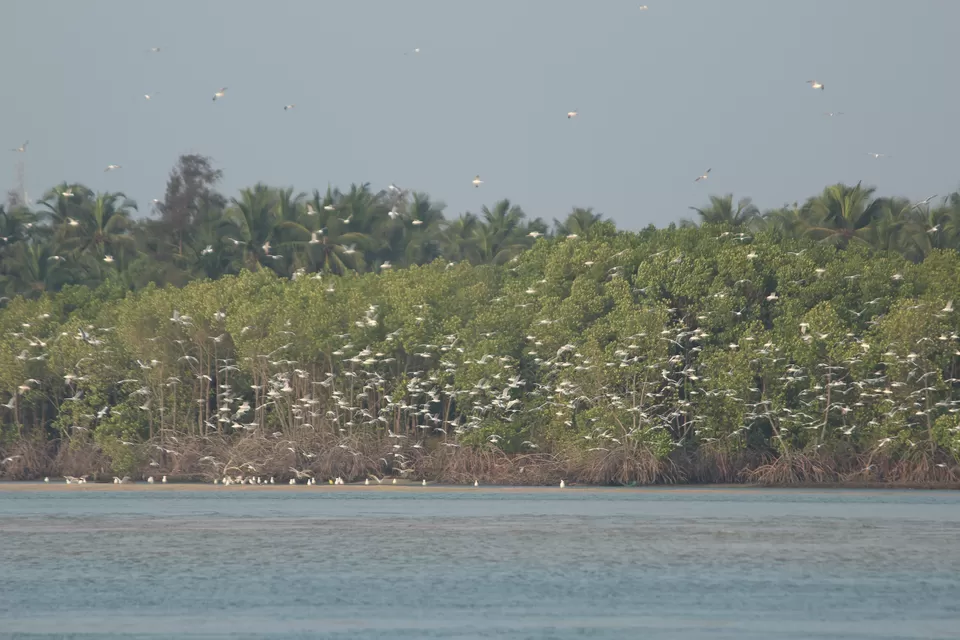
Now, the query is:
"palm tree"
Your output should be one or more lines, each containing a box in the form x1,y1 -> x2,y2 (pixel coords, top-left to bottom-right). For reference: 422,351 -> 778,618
801,182 -> 881,248
472,199 -> 535,265
40,183 -> 94,232
439,213 -> 481,263
62,192 -> 137,259
555,207 -> 605,237
222,183 -> 278,270
757,203 -> 805,238
1,238 -> 68,297
688,195 -> 759,227
392,192 -> 446,267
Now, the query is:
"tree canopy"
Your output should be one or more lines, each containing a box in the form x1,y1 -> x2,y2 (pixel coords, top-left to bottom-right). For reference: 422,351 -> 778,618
1,156 -> 959,485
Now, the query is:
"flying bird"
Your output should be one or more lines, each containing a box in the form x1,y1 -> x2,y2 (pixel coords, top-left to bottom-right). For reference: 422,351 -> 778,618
866,152 -> 889,159
12,141 -> 27,152
806,80 -> 824,90
567,109 -> 578,119
213,87 -> 228,101
695,168 -> 711,182
472,175 -> 483,188
283,104 -> 295,110
912,195 -> 937,210
104,164 -> 122,172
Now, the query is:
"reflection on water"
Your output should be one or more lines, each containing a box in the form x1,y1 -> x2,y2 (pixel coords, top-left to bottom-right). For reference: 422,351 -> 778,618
1,487 -> 958,639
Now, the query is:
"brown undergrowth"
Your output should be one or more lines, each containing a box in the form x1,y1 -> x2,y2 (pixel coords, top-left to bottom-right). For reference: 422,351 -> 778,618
1,434 -> 959,486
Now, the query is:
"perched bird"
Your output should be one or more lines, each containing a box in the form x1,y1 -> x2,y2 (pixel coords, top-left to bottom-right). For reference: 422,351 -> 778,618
806,80 -> 824,90
695,168 -> 711,182
103,255 -> 115,263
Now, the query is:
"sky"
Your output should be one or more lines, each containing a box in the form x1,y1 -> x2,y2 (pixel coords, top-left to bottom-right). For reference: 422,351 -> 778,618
2,0 -> 958,229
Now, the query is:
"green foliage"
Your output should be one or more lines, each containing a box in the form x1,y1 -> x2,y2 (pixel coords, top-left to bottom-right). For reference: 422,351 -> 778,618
2,161 -> 960,483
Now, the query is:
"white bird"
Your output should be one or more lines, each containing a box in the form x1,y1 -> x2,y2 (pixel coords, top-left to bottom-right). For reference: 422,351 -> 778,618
161,475 -> 167,483
104,164 -> 121,172
695,168 -> 711,182
103,255 -> 115,263
567,109 -> 578,119
213,87 -> 227,101
474,479 -> 479,487
559,479 -> 566,488
912,195 -> 937,209
309,232 -> 321,244
472,175 -> 483,188
201,245 -> 214,255
12,141 -> 28,152
422,479 -> 427,486
283,104 -> 295,110
943,300 -> 954,313
806,80 -> 824,90
823,111 -> 844,117
146,476 -> 154,484
149,47 -> 161,53
44,477 -> 49,483
866,152 -> 889,159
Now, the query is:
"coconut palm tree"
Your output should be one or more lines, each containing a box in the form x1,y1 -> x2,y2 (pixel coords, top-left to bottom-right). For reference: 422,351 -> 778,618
555,207 -> 605,237
688,195 -> 759,227
801,182 -> 881,248
62,191 -> 138,259
471,199 -> 537,265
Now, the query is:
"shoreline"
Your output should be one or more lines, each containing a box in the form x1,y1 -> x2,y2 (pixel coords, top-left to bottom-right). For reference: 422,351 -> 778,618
1,481 -> 957,492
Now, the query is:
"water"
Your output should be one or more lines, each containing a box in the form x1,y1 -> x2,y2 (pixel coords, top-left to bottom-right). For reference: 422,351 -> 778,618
1,486 -> 958,639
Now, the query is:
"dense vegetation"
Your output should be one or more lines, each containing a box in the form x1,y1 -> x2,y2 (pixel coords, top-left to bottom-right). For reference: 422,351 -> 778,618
1,155 -> 959,485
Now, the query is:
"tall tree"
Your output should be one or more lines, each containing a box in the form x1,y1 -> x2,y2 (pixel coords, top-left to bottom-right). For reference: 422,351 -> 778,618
158,154 -> 226,256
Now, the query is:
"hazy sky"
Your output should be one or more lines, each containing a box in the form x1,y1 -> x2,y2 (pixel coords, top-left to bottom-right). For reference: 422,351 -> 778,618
3,0 -> 957,229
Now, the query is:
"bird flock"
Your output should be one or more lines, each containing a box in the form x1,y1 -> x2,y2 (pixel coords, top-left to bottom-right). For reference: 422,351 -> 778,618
1,225 -> 960,486
2,6 -> 959,488
10,5 -> 863,201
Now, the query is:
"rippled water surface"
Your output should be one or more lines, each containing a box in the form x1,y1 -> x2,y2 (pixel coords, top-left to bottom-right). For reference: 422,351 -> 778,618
1,485 -> 958,639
